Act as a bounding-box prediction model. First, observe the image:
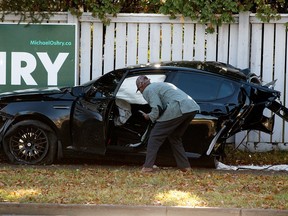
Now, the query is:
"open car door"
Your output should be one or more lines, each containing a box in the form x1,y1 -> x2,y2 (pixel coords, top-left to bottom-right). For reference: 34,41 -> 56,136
71,92 -> 114,155
71,70 -> 126,154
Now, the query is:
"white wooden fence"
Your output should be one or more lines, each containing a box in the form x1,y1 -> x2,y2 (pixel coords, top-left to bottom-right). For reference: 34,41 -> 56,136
2,12 -> 288,150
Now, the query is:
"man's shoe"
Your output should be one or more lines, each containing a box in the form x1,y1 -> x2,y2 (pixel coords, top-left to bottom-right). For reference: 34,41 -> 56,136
141,167 -> 155,173
179,167 -> 192,172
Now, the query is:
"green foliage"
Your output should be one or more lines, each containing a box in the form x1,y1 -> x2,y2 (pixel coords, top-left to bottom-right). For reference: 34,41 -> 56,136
160,0 -> 238,33
254,0 -> 283,22
0,0 -> 56,23
0,0 -> 121,24
0,0 -> 287,30
159,0 -> 287,32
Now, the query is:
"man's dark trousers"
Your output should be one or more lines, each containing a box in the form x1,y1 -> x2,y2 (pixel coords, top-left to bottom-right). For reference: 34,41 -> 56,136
143,111 -> 197,168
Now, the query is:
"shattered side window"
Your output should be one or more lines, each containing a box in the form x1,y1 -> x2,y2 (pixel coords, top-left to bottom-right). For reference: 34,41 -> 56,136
89,70 -> 125,97
116,74 -> 166,104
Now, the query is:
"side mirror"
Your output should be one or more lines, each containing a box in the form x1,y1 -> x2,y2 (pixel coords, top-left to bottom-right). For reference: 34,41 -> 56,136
71,86 -> 84,97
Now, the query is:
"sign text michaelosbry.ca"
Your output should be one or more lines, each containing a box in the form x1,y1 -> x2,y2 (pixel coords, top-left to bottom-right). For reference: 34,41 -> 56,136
0,24 -> 76,92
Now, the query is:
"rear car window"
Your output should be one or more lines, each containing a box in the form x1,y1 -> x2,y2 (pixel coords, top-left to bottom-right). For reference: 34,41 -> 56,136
169,71 -> 235,101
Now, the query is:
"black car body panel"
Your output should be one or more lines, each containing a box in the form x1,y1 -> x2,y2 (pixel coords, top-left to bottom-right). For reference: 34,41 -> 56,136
0,61 -> 286,166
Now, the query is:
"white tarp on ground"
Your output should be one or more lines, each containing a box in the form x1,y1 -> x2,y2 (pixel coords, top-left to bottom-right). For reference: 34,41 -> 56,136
216,161 -> 288,171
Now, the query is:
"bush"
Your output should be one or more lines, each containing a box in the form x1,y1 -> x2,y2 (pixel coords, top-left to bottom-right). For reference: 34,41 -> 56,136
1,0 -> 287,30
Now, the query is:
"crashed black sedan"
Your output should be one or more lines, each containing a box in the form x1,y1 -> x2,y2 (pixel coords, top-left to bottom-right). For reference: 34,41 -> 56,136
0,61 -> 287,167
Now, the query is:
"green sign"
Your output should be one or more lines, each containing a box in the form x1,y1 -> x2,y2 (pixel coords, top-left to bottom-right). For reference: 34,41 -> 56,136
0,23 -> 76,93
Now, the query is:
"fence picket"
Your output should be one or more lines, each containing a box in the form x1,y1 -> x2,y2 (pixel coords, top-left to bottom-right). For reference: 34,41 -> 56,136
206,31 -> 217,61
273,24 -> 286,143
115,23 -> 126,69
218,24 -> 229,63
183,24 -> 194,61
194,24 -> 205,60
172,24 -> 183,61
249,23 -> 263,143
235,12 -> 250,146
92,23 -> 103,79
80,22 -> 91,83
127,23 -> 137,66
103,23 -> 115,73
228,24 -> 238,66
161,23 -> 172,61
261,23 -> 275,142
149,24 -> 161,62
237,12 -> 250,68
138,23 -> 149,64
250,24 -> 263,76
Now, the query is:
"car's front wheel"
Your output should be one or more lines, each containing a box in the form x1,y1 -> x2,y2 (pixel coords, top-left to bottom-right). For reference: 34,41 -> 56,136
2,120 -> 57,165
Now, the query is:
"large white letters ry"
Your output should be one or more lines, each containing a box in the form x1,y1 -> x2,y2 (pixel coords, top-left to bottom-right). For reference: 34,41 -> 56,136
0,52 -> 69,86
12,52 -> 37,85
37,52 -> 69,85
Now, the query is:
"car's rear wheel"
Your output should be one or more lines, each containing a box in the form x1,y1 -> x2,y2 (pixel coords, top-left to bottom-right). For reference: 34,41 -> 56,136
3,120 -> 57,165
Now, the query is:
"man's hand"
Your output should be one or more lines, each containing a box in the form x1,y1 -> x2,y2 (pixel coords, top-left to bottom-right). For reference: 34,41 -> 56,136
138,110 -> 150,120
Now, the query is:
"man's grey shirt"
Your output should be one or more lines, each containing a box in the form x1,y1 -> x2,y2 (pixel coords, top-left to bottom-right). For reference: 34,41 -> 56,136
142,82 -> 200,122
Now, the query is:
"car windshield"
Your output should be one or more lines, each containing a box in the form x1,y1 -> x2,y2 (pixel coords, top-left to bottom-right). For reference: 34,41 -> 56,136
81,70 -> 126,97
82,79 -> 97,87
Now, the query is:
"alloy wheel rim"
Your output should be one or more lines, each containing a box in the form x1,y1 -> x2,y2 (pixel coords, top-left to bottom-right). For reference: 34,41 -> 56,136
9,126 -> 49,164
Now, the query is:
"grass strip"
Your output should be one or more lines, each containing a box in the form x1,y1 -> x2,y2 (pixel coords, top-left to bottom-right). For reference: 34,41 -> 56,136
0,165 -> 287,210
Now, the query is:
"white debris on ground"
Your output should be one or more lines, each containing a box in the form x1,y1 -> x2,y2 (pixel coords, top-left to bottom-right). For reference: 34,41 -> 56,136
216,161 -> 288,171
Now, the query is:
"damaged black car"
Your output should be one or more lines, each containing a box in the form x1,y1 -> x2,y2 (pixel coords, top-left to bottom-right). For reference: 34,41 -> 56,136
0,61 -> 287,167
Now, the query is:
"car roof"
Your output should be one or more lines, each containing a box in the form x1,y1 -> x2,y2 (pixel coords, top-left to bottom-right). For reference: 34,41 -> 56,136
128,61 -> 248,81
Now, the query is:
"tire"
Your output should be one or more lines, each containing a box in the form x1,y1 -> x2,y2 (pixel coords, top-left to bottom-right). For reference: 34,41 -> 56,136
2,120 -> 57,165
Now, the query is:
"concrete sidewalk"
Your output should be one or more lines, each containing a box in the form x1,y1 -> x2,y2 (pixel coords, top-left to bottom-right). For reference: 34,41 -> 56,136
0,203 -> 287,216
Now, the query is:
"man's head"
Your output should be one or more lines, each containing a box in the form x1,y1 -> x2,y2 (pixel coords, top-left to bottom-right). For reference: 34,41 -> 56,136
136,75 -> 150,93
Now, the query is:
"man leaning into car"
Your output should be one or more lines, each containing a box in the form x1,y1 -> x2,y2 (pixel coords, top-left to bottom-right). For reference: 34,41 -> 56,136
136,75 -> 200,172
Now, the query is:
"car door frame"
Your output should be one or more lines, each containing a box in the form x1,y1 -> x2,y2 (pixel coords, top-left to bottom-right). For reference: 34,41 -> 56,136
70,69 -> 128,155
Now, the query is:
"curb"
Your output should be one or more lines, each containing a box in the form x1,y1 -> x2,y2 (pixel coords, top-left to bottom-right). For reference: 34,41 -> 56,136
0,203 -> 288,216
